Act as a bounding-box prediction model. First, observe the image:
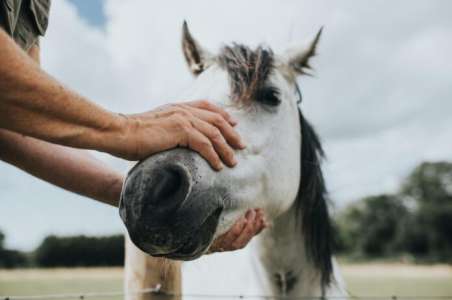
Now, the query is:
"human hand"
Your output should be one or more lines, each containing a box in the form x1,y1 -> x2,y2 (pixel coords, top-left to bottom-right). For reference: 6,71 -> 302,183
114,100 -> 245,170
208,209 -> 268,254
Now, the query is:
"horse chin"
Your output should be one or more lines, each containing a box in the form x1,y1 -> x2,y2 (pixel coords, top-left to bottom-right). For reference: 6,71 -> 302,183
127,206 -> 223,261
162,207 -> 222,260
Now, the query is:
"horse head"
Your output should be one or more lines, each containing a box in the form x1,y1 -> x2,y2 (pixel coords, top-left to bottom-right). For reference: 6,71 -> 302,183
119,22 -> 332,288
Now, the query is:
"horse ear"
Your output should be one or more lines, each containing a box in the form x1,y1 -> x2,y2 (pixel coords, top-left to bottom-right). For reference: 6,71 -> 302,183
285,27 -> 323,76
182,21 -> 212,76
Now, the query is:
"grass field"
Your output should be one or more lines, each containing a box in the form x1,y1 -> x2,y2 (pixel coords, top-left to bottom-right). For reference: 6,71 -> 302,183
1,264 -> 452,299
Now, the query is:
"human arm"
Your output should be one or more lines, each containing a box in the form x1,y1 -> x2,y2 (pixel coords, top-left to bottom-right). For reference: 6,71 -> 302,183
0,29 -> 244,169
0,42 -> 123,206
0,129 -> 123,206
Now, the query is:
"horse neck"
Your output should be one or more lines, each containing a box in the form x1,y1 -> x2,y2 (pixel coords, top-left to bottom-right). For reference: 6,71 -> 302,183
258,206 -> 324,298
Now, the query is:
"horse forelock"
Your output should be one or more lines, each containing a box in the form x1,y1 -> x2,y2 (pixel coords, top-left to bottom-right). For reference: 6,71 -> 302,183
218,44 -> 274,105
296,110 -> 333,291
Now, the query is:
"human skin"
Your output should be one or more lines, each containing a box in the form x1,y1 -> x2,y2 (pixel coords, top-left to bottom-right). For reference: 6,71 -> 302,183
0,30 -> 266,252
0,29 -> 244,170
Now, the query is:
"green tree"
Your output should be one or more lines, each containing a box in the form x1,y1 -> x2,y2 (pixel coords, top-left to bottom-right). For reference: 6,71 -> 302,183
336,194 -> 409,257
35,235 -> 124,267
0,230 -> 28,268
0,231 -> 4,249
401,161 -> 452,261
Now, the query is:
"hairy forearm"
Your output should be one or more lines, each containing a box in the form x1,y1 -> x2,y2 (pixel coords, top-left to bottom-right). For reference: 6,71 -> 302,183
0,29 -> 126,154
0,129 -> 123,206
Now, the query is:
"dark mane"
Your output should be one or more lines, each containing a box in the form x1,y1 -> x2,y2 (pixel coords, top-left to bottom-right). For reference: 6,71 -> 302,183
218,44 -> 274,105
296,109 -> 333,290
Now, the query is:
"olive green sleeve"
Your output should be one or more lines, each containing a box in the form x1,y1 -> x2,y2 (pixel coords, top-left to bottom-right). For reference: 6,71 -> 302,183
0,0 -> 50,51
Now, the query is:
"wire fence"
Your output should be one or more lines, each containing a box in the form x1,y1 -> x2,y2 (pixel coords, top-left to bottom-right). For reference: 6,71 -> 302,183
0,286 -> 160,300
3,286 -> 452,300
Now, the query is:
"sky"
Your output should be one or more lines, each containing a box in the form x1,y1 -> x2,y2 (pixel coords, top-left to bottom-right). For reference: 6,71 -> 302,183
0,1 -> 451,287
68,0 -> 106,27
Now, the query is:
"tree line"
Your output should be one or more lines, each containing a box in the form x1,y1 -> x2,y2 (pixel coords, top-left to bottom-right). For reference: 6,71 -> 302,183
0,231 -> 28,268
1,161 -> 451,268
334,161 -> 452,262
0,234 -> 124,268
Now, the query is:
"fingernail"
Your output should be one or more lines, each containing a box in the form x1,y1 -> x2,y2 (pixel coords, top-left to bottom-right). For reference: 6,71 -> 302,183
216,162 -> 224,171
231,157 -> 238,166
230,116 -> 238,125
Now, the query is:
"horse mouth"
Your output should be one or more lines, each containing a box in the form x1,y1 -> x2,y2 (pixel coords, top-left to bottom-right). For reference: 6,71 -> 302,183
152,207 -> 223,260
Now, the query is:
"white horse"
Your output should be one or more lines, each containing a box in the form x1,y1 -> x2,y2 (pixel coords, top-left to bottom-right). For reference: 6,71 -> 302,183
120,22 -> 347,299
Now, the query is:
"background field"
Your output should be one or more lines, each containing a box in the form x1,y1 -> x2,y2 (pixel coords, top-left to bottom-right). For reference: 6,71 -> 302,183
1,264 -> 452,300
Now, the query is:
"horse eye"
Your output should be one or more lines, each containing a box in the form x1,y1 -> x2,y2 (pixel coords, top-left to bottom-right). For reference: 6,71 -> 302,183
256,86 -> 281,107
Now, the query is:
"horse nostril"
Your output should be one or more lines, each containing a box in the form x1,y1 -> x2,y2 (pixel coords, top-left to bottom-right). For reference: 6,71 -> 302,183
144,165 -> 190,213
151,167 -> 183,202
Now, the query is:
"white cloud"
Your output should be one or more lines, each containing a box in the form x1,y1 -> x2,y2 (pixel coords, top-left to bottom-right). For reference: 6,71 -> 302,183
1,0 -> 451,267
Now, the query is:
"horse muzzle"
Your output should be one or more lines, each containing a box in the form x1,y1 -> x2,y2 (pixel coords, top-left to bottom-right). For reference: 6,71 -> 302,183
119,149 -> 224,260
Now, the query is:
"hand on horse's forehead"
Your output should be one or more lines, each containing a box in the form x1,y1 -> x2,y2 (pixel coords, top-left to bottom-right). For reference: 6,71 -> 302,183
118,100 -> 245,170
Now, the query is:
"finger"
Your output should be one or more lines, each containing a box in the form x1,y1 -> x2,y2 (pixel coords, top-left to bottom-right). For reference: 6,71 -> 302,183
186,107 -> 245,149
191,118 -> 237,167
186,100 -> 237,126
186,129 -> 223,170
231,210 -> 258,249
255,210 -> 267,235
256,209 -> 265,225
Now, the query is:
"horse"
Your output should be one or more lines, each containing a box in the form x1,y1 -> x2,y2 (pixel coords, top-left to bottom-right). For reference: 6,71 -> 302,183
120,22 -> 347,299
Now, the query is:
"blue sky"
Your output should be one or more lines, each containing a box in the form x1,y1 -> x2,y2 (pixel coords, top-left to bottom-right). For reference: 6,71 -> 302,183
1,0 -> 451,254
68,0 -> 106,27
